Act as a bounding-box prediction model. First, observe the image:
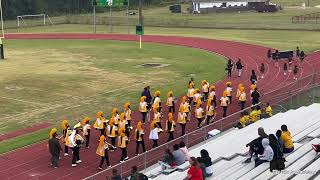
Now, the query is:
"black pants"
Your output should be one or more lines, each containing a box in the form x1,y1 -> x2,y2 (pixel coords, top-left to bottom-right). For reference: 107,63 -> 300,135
85,131 -> 90,148
227,96 -> 232,104
72,146 -> 80,164
127,120 -> 131,127
255,158 -> 268,167
188,97 -> 193,107
157,122 -> 162,129
203,92 -> 208,101
168,106 -> 175,113
141,112 -> 147,123
213,98 -> 217,108
135,141 -> 146,154
100,129 -> 105,136
206,115 -> 213,125
240,101 -> 246,110
99,150 -> 110,167
222,106 -> 227,117
152,140 -> 158,148
180,123 -> 186,136
65,145 -> 69,154
51,154 -> 59,167
227,70 -> 232,77
167,132 -> 174,142
110,137 -> 116,148
197,118 -> 203,128
120,148 -> 128,161
125,124 -> 131,138
252,99 -> 259,106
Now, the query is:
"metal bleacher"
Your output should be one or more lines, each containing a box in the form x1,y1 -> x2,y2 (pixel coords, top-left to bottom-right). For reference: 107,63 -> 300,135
143,103 -> 320,180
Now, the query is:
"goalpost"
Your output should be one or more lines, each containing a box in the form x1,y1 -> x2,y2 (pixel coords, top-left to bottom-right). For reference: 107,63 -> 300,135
17,14 -> 53,28
0,0 -> 4,38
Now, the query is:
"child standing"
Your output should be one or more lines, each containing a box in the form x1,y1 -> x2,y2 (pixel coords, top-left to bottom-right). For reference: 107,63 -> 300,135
208,85 -> 217,108
220,91 -> 230,117
82,117 -> 91,149
239,87 -> 246,110
166,91 -> 175,113
61,120 -> 70,156
177,104 -> 187,136
96,135 -> 111,170
106,119 -> 117,151
205,98 -> 216,125
94,111 -> 106,136
202,80 -> 209,101
149,121 -> 160,148
124,102 -> 132,129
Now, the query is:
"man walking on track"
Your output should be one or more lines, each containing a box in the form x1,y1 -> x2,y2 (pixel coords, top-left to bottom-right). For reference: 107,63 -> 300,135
236,58 -> 244,77
49,128 -> 62,168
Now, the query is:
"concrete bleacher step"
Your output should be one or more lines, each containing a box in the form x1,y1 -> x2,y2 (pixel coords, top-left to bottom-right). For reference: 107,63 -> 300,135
237,143 -> 303,180
255,138 -> 320,179
291,156 -> 320,180
209,157 -> 250,180
271,148 -> 320,179
292,113 -> 320,142
308,128 -> 320,138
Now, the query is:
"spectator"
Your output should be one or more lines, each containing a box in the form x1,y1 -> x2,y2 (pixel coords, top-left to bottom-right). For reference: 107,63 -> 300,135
236,58 -> 244,77
110,169 -> 122,180
244,127 -> 268,163
283,62 -> 288,75
296,46 -> 300,57
49,128 -> 62,168
159,148 -> 176,170
269,134 -> 285,172
250,70 -> 257,84
249,106 -> 258,124
236,111 -> 249,129
141,86 -> 152,110
280,125 -> 294,153
184,157 -> 203,180
197,149 -> 213,178
226,59 -> 233,77
173,144 -> 186,166
265,102 -> 273,118
276,130 -> 284,153
267,49 -> 272,60
259,63 -> 265,79
256,105 -> 262,120
251,88 -> 260,105
255,138 -> 274,167
180,141 -> 191,161
130,166 -> 147,180
300,50 -> 305,62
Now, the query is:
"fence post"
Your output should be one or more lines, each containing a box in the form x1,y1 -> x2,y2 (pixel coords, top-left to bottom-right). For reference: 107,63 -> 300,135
312,73 -> 316,103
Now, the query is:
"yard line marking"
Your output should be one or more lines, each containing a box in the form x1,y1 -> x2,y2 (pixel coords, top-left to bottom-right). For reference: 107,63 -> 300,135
0,96 -> 46,106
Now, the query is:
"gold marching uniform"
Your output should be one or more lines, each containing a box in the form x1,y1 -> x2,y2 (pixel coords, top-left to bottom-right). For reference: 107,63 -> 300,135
152,91 -> 161,109
236,83 -> 244,98
249,109 -> 258,123
266,105 -> 273,117
135,121 -> 146,154
124,102 -> 132,126
139,96 -> 147,113
94,111 -> 106,130
111,108 -> 120,127
239,115 -> 249,128
118,128 -> 129,162
166,112 -> 175,141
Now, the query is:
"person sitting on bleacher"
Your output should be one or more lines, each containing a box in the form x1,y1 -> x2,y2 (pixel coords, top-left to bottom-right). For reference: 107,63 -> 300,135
173,144 -> 186,166
235,111 -> 249,129
180,141 -> 191,161
269,134 -> 285,172
280,125 -> 294,153
249,106 -> 258,124
159,148 -> 176,170
184,157 -> 203,180
197,149 -> 213,178
265,103 -> 273,118
254,138 -> 274,167
256,106 -> 262,120
244,127 -> 268,163
276,130 -> 284,154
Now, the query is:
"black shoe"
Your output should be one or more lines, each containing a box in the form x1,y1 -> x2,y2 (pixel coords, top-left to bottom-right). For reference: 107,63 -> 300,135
244,158 -> 251,163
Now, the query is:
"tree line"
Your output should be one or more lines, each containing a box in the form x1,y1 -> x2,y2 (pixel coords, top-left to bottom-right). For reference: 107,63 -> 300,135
2,0 -> 178,20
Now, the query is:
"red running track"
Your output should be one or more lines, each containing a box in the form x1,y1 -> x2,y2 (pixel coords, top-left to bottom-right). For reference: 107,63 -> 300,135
0,34 -> 319,180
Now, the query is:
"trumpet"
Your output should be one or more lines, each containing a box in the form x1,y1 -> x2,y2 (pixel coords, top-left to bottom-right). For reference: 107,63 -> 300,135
104,141 -> 116,149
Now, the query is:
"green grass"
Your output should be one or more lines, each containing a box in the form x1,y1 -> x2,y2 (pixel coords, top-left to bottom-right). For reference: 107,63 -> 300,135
0,128 -> 51,154
0,39 -> 225,136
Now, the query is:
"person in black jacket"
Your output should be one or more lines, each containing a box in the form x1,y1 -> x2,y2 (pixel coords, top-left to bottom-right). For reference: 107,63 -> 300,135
226,59 -> 233,77
141,86 -> 152,110
251,88 -> 260,105
49,128 -> 62,168
197,149 -> 213,178
300,51 -> 305,62
250,70 -> 257,84
269,134 -> 285,172
244,127 -> 268,163
236,58 -> 244,77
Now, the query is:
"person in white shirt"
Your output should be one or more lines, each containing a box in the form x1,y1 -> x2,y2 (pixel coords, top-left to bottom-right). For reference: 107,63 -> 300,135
149,121 -> 160,148
82,117 -> 91,148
